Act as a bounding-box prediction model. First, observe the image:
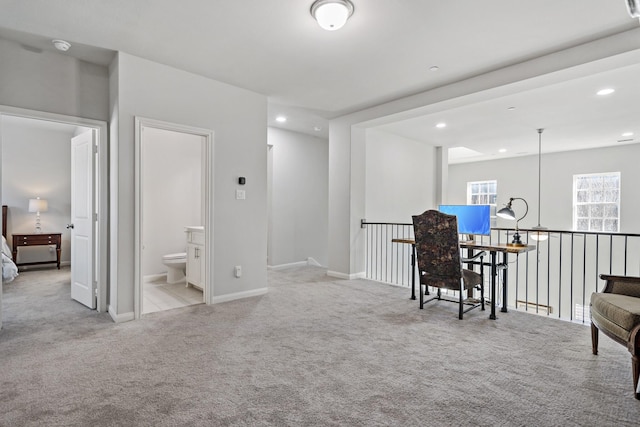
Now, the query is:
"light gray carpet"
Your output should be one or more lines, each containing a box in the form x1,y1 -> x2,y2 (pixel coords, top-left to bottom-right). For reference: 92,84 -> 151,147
1,265 -> 639,426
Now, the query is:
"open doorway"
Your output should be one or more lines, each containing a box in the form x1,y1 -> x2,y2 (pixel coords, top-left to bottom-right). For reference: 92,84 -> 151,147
134,118 -> 213,318
0,107 -> 108,329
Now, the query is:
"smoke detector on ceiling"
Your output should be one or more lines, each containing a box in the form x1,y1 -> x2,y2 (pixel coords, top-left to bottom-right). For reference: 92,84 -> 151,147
52,39 -> 71,52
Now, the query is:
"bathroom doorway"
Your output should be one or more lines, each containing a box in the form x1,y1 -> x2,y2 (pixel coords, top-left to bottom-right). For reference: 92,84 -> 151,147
135,118 -> 213,317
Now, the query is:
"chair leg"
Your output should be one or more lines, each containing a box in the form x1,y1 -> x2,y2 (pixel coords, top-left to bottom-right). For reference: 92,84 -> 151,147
459,290 -> 464,320
480,283 -> 485,311
591,323 -> 598,355
420,283 -> 424,309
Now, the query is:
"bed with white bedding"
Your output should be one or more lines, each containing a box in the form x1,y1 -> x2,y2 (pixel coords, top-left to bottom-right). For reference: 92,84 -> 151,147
2,205 -> 18,283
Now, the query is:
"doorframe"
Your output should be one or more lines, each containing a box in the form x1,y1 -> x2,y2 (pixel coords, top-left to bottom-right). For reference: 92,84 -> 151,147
133,117 -> 214,319
0,105 -> 108,320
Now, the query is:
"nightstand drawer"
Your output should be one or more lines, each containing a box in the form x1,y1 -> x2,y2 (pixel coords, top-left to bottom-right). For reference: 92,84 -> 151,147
14,234 -> 60,246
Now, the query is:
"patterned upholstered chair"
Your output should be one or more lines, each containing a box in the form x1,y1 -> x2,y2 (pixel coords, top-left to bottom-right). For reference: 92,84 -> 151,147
590,274 -> 640,399
412,210 -> 485,319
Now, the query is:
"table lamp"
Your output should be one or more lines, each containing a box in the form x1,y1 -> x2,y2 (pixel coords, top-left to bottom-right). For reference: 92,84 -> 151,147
497,197 -> 528,247
28,197 -> 48,233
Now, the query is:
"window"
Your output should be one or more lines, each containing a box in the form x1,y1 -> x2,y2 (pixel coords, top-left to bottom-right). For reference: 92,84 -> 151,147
467,180 -> 497,227
573,172 -> 620,232
467,180 -> 497,206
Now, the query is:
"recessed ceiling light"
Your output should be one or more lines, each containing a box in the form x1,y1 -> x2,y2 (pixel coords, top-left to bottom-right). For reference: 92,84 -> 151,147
622,132 -> 634,137
597,88 -> 615,96
435,122 -> 447,129
507,106 -> 516,111
313,126 -> 322,132
275,116 -> 287,123
52,39 -> 71,51
498,148 -> 507,153
429,66 -> 439,72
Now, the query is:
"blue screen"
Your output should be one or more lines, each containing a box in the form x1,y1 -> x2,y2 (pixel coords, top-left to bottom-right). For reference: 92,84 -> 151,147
438,205 -> 491,236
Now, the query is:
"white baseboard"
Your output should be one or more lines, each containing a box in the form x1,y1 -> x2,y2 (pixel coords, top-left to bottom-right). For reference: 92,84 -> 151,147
108,305 -> 134,323
212,287 -> 268,304
268,257 -> 326,270
327,270 -> 366,280
143,273 -> 165,283
306,257 -> 323,267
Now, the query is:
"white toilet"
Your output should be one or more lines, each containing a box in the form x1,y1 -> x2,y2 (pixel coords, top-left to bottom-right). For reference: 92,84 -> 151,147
162,252 -> 187,284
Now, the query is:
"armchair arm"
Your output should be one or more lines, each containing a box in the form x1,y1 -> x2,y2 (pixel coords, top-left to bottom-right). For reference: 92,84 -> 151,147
462,250 -> 486,264
599,274 -> 640,298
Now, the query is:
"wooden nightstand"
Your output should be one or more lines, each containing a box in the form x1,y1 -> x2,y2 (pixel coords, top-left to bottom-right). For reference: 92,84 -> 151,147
12,233 -> 62,270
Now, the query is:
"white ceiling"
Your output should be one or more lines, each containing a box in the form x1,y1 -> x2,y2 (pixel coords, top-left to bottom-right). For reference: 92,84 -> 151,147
1,1 -> 639,161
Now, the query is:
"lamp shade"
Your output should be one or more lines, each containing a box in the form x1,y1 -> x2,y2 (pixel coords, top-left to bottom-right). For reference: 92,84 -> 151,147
496,206 -> 516,220
28,198 -> 48,213
311,0 -> 354,31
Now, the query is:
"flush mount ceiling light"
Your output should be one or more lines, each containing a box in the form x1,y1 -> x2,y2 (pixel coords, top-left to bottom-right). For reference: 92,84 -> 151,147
52,39 -> 71,51
435,122 -> 447,128
311,0 -> 354,31
275,116 -> 287,123
626,0 -> 640,18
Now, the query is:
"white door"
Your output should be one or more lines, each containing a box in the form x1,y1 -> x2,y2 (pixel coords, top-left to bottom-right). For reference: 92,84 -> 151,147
70,130 -> 96,308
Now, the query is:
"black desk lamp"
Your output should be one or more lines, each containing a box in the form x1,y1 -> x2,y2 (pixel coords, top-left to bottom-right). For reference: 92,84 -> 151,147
497,197 -> 528,247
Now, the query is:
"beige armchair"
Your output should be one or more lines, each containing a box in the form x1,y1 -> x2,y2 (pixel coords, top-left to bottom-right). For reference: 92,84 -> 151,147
590,274 -> 640,399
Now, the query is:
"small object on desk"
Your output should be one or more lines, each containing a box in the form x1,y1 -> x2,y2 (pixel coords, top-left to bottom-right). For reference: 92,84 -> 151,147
12,233 -> 62,270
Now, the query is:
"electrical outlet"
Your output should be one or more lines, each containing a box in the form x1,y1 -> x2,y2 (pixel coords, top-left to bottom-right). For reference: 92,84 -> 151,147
236,189 -> 246,200
235,265 -> 242,278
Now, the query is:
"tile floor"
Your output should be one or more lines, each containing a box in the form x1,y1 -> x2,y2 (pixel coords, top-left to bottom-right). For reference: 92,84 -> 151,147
143,276 -> 203,314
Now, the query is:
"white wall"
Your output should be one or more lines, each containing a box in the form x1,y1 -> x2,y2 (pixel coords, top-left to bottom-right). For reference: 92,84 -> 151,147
1,117 -> 74,265
267,127 -> 328,267
141,127 -> 202,277
365,129 -> 438,223
0,38 -> 110,121
110,52 -> 268,317
448,143 -> 640,233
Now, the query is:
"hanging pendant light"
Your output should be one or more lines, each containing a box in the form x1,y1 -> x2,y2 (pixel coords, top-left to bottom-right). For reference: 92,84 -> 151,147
531,128 -> 548,241
310,0 -> 354,31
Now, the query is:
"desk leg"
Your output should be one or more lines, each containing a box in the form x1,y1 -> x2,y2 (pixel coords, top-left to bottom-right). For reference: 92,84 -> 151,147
501,252 -> 509,313
490,251 -> 497,320
410,244 -> 416,300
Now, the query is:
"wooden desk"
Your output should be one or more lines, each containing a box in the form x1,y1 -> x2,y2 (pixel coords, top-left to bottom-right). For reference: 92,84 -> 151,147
391,238 -> 535,319
460,242 -> 535,319
12,233 -> 62,270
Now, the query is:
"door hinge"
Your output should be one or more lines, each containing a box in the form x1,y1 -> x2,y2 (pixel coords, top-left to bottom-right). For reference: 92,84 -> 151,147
94,213 -> 98,221
93,144 -> 98,154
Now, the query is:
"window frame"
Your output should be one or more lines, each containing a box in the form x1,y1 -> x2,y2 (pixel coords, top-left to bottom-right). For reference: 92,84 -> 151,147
572,172 -> 620,233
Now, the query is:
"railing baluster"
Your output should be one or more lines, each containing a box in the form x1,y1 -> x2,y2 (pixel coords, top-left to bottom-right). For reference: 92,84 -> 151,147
625,235 -> 628,276
558,233 -> 563,319
582,234 -> 587,323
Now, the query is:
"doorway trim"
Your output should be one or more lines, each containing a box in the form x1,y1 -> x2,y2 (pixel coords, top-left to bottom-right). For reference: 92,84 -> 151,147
133,117 -> 214,319
0,105 -> 109,321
